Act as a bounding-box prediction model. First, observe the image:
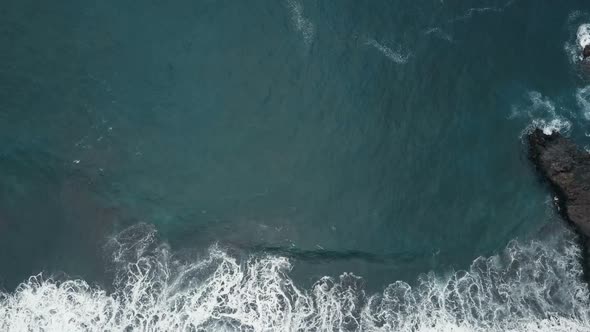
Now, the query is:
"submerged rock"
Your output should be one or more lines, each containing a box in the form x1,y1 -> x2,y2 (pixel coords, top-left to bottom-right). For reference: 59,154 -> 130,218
528,128 -> 590,237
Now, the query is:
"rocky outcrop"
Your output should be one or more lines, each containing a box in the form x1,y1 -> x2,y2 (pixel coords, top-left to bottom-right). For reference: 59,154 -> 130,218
528,128 -> 590,237
584,45 -> 590,60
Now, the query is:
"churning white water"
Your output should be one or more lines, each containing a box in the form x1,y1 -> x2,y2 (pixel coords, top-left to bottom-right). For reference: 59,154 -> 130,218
564,22 -> 590,64
1,223 -> 590,332
512,91 -> 572,138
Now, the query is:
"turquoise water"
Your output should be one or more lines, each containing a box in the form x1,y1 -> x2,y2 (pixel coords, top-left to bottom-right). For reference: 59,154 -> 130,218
2,0 -> 590,330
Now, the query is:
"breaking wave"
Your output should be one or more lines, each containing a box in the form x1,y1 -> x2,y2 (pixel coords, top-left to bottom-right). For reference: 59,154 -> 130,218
578,24 -> 590,50
1,223 -> 590,331
526,118 -> 572,136
511,91 -> 572,137
564,20 -> 590,64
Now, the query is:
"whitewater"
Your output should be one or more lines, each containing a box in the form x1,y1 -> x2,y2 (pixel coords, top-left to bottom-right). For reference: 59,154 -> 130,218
1,223 -> 589,332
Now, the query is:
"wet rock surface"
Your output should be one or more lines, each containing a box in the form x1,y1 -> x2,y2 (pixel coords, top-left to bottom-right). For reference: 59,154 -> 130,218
528,128 -> 590,237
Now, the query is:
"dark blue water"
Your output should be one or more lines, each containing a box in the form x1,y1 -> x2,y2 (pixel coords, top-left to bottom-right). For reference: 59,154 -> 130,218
2,1 -> 590,330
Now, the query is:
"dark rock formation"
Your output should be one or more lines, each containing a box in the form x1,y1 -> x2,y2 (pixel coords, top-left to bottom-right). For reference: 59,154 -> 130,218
584,45 -> 590,60
528,128 -> 590,237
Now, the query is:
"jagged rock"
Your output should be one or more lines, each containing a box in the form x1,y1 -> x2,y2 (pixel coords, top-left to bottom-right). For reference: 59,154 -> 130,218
584,45 -> 590,59
528,128 -> 590,237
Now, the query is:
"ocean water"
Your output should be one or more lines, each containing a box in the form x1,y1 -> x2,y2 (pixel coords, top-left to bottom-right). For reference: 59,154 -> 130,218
2,0 -> 590,331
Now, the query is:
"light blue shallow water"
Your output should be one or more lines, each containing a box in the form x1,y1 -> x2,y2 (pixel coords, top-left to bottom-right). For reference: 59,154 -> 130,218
2,0 -> 590,330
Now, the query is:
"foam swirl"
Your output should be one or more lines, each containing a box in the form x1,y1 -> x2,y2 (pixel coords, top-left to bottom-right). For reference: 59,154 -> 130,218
1,224 -> 589,331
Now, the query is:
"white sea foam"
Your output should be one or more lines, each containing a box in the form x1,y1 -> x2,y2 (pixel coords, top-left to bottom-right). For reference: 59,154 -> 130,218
512,91 -> 571,137
526,118 -> 572,136
448,0 -> 515,23
366,39 -> 411,64
424,27 -> 454,42
565,23 -> 590,63
286,0 -> 314,48
578,24 -> 590,49
1,223 -> 590,331
523,91 -> 557,116
576,86 -> 590,120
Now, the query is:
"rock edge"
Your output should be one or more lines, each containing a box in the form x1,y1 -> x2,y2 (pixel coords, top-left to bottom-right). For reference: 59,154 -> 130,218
528,128 -> 590,237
